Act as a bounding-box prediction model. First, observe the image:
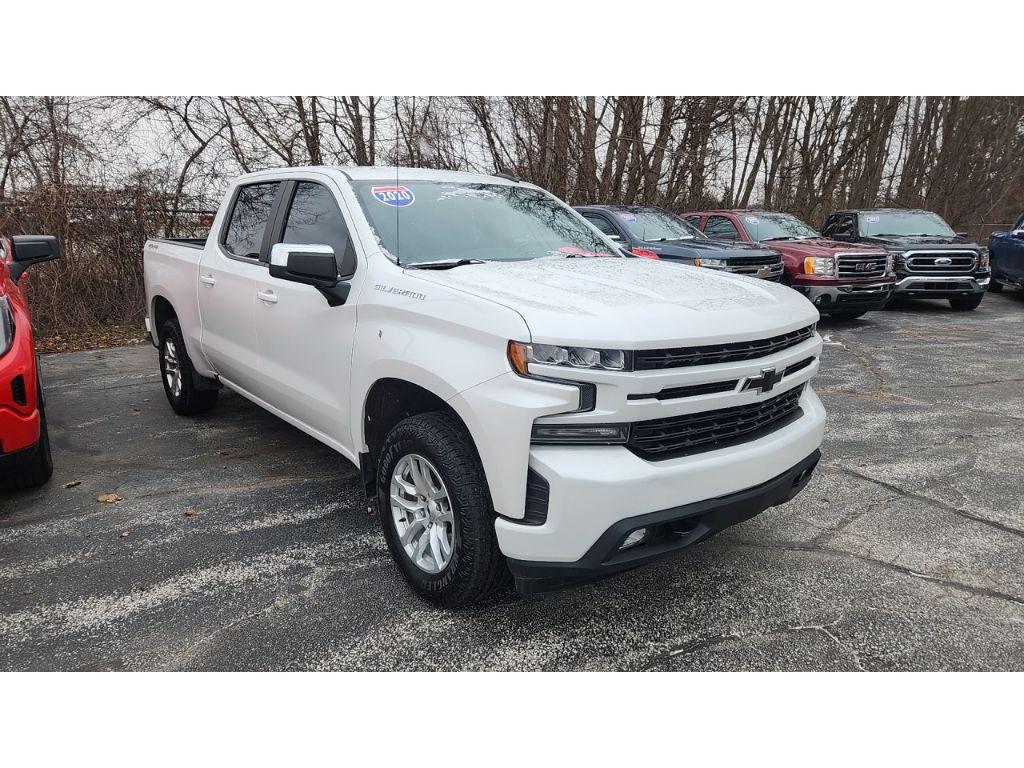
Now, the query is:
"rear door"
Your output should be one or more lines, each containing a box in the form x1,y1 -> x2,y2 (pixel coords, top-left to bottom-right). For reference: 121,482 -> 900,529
198,181 -> 282,396
254,177 -> 361,450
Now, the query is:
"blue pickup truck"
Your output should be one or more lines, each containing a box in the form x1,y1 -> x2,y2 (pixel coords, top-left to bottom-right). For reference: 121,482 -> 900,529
989,213 -> 1024,292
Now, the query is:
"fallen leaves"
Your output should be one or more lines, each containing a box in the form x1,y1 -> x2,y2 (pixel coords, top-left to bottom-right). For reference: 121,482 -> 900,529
96,492 -> 123,503
64,480 -> 81,488
36,323 -> 148,355
184,507 -> 200,517
120,531 -> 130,538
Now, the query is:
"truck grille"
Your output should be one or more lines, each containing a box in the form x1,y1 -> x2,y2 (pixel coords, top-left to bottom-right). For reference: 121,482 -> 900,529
903,251 -> 976,276
724,254 -> 784,281
837,252 -> 887,279
628,385 -> 804,460
634,325 -> 814,371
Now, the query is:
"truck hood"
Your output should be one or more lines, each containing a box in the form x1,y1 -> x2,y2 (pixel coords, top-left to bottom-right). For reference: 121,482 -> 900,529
765,238 -> 886,258
638,238 -> 779,261
408,256 -> 817,348
860,234 -> 981,251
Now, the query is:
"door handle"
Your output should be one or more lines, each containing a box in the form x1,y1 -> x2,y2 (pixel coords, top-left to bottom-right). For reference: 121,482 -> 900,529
199,274 -> 216,286
257,289 -> 278,304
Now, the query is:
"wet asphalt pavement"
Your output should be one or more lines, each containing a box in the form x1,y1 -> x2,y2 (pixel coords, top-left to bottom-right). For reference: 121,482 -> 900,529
2,291 -> 1023,671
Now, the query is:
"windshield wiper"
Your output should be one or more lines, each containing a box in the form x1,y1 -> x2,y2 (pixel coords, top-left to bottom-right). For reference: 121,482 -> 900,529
762,236 -> 798,241
405,258 -> 487,270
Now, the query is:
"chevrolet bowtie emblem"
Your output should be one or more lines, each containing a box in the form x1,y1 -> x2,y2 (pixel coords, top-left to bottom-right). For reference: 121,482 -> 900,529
744,367 -> 785,394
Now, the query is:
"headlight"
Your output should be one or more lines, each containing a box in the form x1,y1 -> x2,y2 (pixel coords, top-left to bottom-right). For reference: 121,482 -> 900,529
978,248 -> 990,269
0,295 -> 14,357
803,257 -> 835,276
694,258 -> 727,268
885,253 -> 895,273
508,341 -> 630,375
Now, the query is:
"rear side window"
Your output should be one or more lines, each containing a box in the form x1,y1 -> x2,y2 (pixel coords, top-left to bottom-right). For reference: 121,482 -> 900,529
584,214 -> 618,237
281,182 -> 355,276
683,215 -> 702,227
223,182 -> 280,259
826,215 -> 855,237
705,216 -> 739,240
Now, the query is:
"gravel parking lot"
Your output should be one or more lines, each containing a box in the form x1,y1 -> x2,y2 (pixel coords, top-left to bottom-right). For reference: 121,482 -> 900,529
2,292 -> 1023,671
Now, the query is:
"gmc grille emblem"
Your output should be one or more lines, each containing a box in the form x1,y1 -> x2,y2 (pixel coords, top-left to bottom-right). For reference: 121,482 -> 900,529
744,367 -> 785,394
855,262 -> 877,272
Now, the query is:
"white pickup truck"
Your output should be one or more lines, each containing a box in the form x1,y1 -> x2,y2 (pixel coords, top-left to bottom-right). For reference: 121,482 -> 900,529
144,167 -> 826,607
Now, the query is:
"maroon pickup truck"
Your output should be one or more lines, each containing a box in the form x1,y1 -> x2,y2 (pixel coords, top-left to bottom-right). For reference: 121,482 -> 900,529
682,209 -> 895,319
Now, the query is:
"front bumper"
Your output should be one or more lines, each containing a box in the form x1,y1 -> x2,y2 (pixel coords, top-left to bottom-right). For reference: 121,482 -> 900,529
794,281 -> 894,313
893,274 -> 989,298
508,449 -> 821,594
495,385 -> 825,567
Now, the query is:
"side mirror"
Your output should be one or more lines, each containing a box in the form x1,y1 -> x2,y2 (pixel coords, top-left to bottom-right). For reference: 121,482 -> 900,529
1013,230 -> 1024,240
269,243 -> 350,307
955,231 -> 968,238
9,234 -> 60,282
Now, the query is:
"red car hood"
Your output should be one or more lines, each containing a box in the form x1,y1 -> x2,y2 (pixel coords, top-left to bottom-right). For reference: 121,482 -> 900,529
768,238 -> 885,258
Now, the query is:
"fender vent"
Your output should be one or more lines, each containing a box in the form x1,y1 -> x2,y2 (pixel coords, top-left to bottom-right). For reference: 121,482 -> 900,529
11,375 -> 27,406
523,468 -> 550,525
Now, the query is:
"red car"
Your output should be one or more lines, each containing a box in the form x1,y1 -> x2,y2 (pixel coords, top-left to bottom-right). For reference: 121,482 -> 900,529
682,210 -> 895,319
1,234 -> 61,490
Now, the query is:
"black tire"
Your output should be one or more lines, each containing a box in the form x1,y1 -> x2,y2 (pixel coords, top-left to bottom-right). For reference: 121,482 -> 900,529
949,295 -> 984,311
829,309 -> 867,320
376,411 -> 509,608
159,319 -> 218,416
1,380 -> 54,491
988,279 -> 1003,293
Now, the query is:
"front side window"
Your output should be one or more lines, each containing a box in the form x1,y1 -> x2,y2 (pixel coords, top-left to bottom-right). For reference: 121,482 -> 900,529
858,210 -> 956,238
615,209 -> 705,242
583,214 -> 619,237
352,181 -> 618,265
223,182 -> 280,259
740,213 -> 820,242
705,215 -> 740,240
281,182 -> 354,276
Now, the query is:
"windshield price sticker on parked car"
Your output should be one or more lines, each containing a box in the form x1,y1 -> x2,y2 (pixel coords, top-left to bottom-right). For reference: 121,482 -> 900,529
866,215 -> 880,223
745,216 -> 760,224
618,212 -> 637,221
371,185 -> 416,207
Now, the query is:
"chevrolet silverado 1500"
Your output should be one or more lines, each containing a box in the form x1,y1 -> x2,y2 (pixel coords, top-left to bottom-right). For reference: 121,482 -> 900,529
143,167 -> 826,606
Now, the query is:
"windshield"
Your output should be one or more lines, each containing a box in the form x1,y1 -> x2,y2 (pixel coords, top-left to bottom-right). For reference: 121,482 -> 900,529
741,213 -> 819,241
353,181 -> 618,265
858,211 -> 956,238
616,209 -> 706,242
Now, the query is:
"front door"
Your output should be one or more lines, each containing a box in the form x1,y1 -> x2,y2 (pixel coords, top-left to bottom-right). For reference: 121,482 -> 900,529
254,179 -> 360,451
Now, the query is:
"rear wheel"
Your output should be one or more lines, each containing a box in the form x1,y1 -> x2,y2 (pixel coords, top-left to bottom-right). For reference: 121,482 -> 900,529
1,380 -> 54,491
376,411 -> 509,608
159,319 -> 218,416
949,295 -> 984,311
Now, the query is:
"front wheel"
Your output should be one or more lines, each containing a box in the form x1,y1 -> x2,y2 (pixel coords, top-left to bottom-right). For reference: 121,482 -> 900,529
159,319 -> 219,416
376,411 -> 508,608
988,279 -> 1003,293
949,295 -> 984,311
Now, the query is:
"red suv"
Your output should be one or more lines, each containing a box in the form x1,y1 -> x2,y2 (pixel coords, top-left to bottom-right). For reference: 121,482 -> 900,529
1,234 -> 60,490
683,210 -> 895,319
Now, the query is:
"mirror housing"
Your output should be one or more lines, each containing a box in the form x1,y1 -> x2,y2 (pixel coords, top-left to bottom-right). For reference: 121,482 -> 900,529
269,243 -> 350,306
9,235 -> 60,282
1013,229 -> 1024,240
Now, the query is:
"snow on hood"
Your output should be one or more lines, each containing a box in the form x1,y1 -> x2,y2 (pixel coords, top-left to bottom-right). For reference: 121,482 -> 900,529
408,256 -> 818,348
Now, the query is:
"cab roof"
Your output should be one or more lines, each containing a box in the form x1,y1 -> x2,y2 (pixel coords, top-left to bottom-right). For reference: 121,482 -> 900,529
236,165 -> 529,188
